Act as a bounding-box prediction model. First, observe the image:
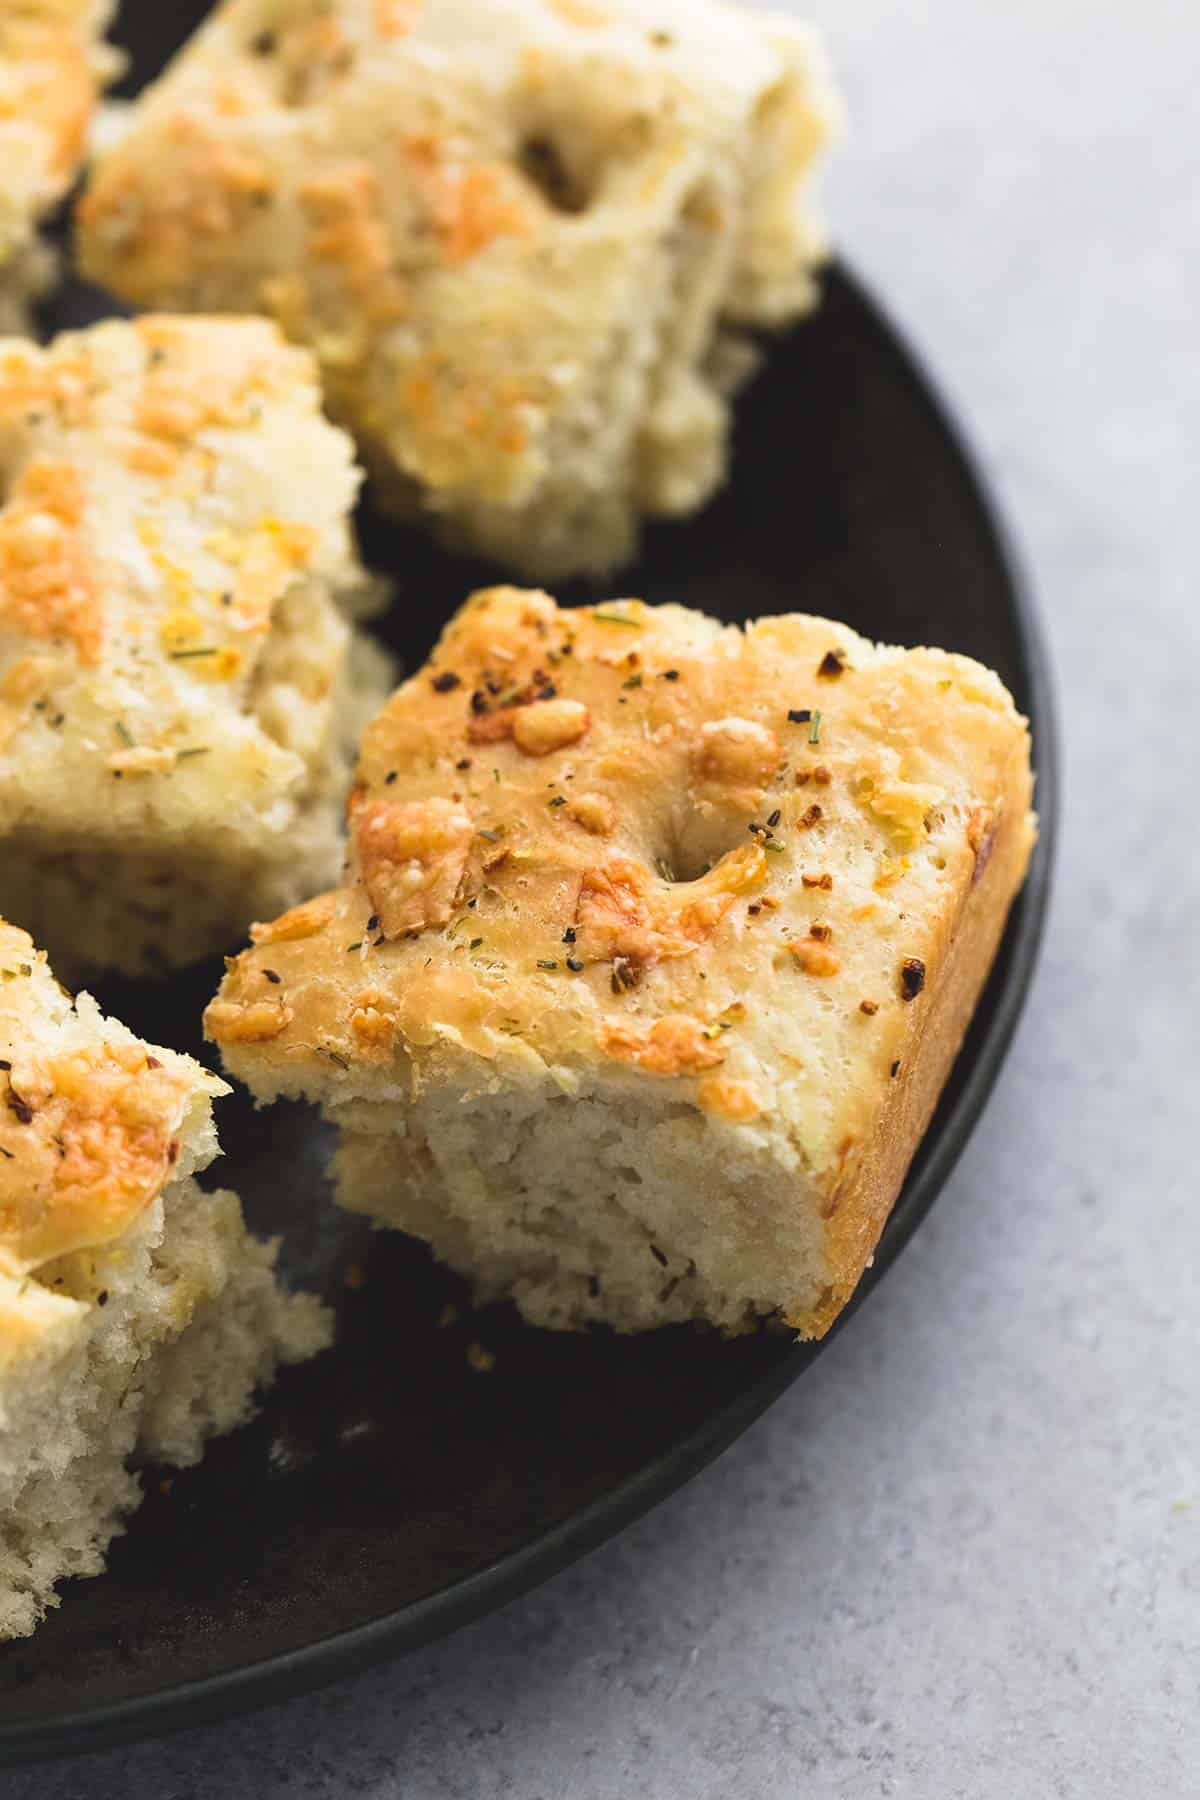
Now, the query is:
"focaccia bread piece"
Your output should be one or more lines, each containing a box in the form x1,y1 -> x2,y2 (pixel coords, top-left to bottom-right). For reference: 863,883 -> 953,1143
206,586 -> 1036,1340
78,0 -> 840,579
0,314 -> 393,979
0,921 -> 330,1641
0,1 -> 117,328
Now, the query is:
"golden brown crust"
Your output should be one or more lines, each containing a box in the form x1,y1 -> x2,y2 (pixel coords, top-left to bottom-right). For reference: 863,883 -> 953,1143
793,736 -> 1035,1336
209,587 -> 1035,1331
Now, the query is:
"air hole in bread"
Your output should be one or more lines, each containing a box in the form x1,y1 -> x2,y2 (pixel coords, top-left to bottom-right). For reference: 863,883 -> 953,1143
516,136 -> 591,213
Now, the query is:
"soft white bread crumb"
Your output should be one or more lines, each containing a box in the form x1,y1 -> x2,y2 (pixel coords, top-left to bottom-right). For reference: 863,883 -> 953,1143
0,922 -> 330,1639
0,315 -> 393,978
79,0 -> 841,579
0,2 -> 116,328
208,587 -> 1036,1340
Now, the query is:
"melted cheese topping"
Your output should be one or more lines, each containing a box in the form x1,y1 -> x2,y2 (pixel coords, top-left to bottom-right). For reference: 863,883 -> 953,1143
0,920 -> 224,1276
209,587 -> 1036,1188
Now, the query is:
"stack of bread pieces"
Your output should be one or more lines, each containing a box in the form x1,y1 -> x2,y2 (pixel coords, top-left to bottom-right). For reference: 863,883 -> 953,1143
0,919 -> 330,1641
0,0 -> 1038,1640
78,0 -> 841,578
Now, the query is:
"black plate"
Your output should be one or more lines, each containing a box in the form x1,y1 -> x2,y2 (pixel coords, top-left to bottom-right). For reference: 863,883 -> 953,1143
0,7 -> 1056,1765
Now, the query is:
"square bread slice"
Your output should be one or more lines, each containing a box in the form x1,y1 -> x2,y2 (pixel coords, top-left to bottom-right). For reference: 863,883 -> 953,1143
78,0 -> 840,579
206,586 -> 1036,1340
0,1 -> 117,330
0,313 -> 393,979
0,920 -> 331,1641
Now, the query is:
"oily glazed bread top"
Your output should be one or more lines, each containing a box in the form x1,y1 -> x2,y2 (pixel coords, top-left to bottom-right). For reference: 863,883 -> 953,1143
78,0 -> 838,566
0,918 -> 224,1347
0,315 -> 366,832
208,588 -> 1036,1185
0,1 -> 115,267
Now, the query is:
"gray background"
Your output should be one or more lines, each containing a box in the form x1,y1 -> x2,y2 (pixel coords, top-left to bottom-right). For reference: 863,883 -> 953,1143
18,0 -> 1198,1793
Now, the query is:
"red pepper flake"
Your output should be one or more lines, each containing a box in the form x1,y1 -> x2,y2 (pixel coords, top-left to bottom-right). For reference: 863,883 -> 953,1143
809,922 -> 833,942
799,803 -> 823,829
802,872 -> 833,890
899,957 -> 926,1001
859,999 -> 879,1016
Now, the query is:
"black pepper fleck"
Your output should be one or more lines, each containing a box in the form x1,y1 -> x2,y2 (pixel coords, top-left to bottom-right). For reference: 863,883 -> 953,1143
900,957 -> 926,1001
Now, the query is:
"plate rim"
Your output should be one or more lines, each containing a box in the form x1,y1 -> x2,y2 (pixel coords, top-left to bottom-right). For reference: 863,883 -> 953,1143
0,261 -> 1059,1766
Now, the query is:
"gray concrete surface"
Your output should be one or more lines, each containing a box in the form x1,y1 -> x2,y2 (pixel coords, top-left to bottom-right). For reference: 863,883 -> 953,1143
15,1 -> 1198,1793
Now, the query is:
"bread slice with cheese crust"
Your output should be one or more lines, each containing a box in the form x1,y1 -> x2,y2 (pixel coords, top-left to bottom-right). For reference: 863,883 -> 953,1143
0,314 -> 393,979
0,921 -> 330,1641
78,0 -> 840,579
207,586 -> 1036,1340
0,2 -> 117,329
